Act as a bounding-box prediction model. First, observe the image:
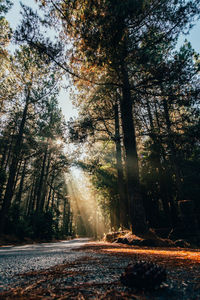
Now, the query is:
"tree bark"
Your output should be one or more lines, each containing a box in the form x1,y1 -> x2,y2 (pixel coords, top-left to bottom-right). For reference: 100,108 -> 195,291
40,152 -> 51,212
15,159 -> 27,214
13,157 -> 23,193
114,99 -> 129,228
119,62 -> 148,234
0,96 -> 29,233
162,98 -> 183,200
146,97 -> 172,226
36,147 -> 48,213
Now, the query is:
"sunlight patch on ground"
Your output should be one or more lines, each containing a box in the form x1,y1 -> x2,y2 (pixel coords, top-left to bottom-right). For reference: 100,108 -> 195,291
104,248 -> 200,262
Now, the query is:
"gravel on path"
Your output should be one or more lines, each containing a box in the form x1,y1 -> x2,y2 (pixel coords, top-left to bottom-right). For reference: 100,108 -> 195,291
0,238 -> 90,290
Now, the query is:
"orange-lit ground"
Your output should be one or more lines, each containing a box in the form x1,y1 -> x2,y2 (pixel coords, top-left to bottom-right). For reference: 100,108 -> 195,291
1,242 -> 200,299
104,248 -> 200,262
79,242 -> 200,266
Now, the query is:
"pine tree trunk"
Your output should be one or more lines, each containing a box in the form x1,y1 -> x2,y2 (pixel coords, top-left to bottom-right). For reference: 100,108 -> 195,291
5,131 -> 15,170
26,177 -> 35,216
13,157 -> 23,192
119,62 -> 148,234
40,152 -> 51,212
0,141 -> 8,205
162,98 -> 183,200
31,177 -> 39,214
51,190 -> 55,208
0,133 -> 15,204
114,100 -> 128,228
15,159 -> 27,213
62,197 -> 68,235
36,147 -> 48,213
0,98 -> 29,233
0,140 -> 8,170
146,98 -> 172,226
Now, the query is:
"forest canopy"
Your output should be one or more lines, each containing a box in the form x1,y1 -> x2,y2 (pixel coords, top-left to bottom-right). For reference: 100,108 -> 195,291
0,0 -> 200,243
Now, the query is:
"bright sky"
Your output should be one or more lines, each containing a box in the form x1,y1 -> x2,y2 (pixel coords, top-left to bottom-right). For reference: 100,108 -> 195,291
6,0 -> 200,123
6,0 -> 78,122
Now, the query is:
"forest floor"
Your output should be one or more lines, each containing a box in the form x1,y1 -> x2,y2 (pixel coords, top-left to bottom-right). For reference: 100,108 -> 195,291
0,241 -> 199,299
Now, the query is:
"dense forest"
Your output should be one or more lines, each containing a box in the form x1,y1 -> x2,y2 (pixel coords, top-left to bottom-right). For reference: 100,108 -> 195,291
0,0 -> 200,244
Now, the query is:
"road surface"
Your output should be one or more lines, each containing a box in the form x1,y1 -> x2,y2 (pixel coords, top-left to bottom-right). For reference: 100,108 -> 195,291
0,238 -> 90,290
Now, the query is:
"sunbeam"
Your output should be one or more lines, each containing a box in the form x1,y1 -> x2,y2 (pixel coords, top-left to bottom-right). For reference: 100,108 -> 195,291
66,168 -> 107,238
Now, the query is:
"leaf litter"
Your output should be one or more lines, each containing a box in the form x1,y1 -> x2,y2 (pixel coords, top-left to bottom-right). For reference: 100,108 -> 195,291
0,242 -> 199,299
